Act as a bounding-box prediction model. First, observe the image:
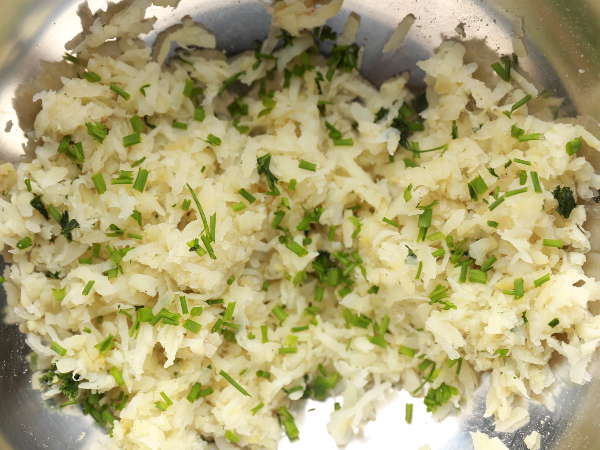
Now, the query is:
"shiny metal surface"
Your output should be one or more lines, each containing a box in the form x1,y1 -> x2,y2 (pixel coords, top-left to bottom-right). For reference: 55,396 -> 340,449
1,1 -> 600,449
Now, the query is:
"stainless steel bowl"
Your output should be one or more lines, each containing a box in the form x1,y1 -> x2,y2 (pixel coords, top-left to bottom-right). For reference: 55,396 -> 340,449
1,1 -> 600,449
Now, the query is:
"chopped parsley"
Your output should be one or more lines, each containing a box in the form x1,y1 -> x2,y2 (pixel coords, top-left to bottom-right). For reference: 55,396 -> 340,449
552,186 -> 576,218
566,137 -> 582,156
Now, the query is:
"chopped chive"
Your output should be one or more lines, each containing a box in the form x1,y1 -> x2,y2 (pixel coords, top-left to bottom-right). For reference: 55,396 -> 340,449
513,278 -> 524,298
24,179 -> 32,192
179,296 -> 188,314
180,199 -> 192,211
292,325 -> 309,332
190,306 -> 203,316
16,237 -> 33,249
139,83 -> 150,95
451,121 -> 458,139
404,184 -> 413,202
219,369 -> 251,396
566,137 -> 582,156
272,306 -> 288,324
231,202 -> 245,212
288,179 -> 297,191
415,261 -> 423,280
110,367 -> 125,387
548,318 -> 559,328
239,188 -> 256,204
282,237 -> 308,257
133,168 -> 149,192
95,335 -> 115,353
209,213 -> 216,242
534,273 -> 551,287
183,319 -> 201,333
299,160 -> 317,171
256,370 -> 272,379
83,71 -> 101,83
489,196 -> 505,211
131,210 -> 142,227
504,94 -> 532,118
314,284 -> 325,302
172,120 -> 188,130
468,176 -> 488,199
505,187 -> 528,197
432,248 -> 445,258
399,345 -> 417,357
278,407 -> 299,441
459,262 -> 469,283
469,269 -> 487,284
518,170 -> 527,185
206,299 -> 224,305
52,288 -> 66,302
531,171 -> 542,193
110,84 -> 130,100
511,125 -> 544,142
155,392 -> 173,411
382,217 -> 401,228
86,122 -> 108,143
543,239 -> 563,248
495,348 -> 509,357
194,107 -> 206,122
51,341 -> 67,356
223,302 -> 236,321
513,158 -> 531,166
205,134 -> 221,146
123,133 -> 141,147
491,56 -> 511,81
186,183 -> 209,232
487,220 -> 499,228
261,325 -> 268,343
186,383 -> 214,402
224,430 -> 240,445
251,402 -> 264,415
131,157 -> 146,168
82,280 -> 95,296
480,256 -> 497,272
405,403 -> 414,424
130,116 -> 144,133
91,173 -> 106,194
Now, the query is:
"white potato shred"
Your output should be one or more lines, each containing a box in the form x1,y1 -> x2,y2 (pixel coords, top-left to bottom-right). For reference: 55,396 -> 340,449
2,0 -> 600,449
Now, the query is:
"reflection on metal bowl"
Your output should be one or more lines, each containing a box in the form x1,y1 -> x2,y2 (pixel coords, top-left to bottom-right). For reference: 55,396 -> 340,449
1,1 -> 600,449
